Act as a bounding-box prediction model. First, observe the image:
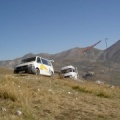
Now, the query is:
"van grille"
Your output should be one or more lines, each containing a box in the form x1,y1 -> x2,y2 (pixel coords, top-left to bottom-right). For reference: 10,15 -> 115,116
64,76 -> 70,78
16,65 -> 28,71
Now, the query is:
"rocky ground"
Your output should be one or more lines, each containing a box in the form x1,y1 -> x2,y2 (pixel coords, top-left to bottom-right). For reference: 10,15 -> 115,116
0,67 -> 120,120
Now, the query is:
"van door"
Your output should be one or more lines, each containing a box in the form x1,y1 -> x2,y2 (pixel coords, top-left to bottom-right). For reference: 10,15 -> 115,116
41,58 -> 50,75
36,57 -> 44,75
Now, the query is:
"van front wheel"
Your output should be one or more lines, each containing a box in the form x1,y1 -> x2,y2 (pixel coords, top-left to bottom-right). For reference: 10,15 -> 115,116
35,68 -> 40,75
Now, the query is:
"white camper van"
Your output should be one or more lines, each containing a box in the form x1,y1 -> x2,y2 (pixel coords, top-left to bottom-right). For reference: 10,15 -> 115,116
14,56 -> 54,76
61,65 -> 78,80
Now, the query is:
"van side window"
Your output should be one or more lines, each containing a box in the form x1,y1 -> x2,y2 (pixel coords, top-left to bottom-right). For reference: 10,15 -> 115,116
41,58 -> 51,66
37,57 -> 41,63
41,58 -> 47,65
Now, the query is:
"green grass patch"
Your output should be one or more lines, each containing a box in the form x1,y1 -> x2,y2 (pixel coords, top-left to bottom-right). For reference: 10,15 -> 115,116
0,89 -> 17,102
72,85 -> 111,98
95,91 -> 110,98
72,85 -> 92,94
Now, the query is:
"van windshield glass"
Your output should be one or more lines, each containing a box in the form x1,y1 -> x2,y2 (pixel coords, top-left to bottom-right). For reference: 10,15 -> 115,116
21,57 -> 36,63
61,68 -> 73,74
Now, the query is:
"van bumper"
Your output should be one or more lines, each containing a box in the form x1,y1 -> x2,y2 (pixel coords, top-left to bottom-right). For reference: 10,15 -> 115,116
14,65 -> 36,74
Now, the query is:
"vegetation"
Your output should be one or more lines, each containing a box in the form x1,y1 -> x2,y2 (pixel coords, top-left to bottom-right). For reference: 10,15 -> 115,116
0,68 -> 120,120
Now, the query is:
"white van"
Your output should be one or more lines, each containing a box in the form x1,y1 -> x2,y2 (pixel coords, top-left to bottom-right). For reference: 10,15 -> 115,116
61,65 -> 78,80
14,56 -> 54,76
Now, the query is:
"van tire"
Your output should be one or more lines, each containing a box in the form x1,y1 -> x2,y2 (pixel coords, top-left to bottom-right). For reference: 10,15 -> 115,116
50,71 -> 53,77
14,70 -> 19,74
35,68 -> 40,75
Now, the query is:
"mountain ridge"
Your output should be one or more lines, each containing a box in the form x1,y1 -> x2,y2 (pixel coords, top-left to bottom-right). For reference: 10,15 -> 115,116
0,47 -> 103,69
99,40 -> 120,63
0,40 -> 120,71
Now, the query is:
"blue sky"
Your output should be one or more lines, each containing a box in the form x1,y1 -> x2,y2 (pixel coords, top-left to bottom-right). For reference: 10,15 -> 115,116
0,0 -> 120,60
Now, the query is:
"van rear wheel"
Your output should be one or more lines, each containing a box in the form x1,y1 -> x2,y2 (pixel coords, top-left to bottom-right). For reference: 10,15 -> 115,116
35,68 -> 40,75
50,71 -> 53,77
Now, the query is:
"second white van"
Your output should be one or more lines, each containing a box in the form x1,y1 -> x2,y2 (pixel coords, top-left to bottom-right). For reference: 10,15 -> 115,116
61,65 -> 78,80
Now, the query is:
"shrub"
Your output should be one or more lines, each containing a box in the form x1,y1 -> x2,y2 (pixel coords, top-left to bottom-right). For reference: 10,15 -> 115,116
72,85 -> 111,98
72,86 -> 92,94
96,91 -> 110,98
0,87 -> 18,102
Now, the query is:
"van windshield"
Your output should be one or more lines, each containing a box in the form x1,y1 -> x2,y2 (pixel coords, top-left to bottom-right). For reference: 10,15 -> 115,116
21,57 -> 36,63
61,68 -> 73,74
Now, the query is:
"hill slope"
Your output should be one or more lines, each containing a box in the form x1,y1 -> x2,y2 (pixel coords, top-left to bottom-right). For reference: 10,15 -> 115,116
0,71 -> 120,120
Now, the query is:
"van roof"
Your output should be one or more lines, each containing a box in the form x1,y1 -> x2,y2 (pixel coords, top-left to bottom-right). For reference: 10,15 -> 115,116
61,65 -> 75,70
22,56 -> 51,61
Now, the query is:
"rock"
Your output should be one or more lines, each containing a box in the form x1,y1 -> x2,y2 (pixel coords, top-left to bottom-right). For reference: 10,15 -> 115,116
48,89 -> 54,94
110,85 -> 115,89
95,80 -> 104,85
48,89 -> 52,92
1,107 -> 6,112
68,92 -> 71,94
16,110 -> 22,116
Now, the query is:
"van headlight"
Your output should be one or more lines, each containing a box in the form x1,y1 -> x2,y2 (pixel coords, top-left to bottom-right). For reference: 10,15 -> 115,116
28,64 -> 34,67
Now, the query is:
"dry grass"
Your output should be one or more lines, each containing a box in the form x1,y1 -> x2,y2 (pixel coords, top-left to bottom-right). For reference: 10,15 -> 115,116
0,67 -> 13,74
0,69 -> 120,120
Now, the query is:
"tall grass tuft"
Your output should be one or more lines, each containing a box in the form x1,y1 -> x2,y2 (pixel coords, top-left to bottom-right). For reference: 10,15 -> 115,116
96,91 -> 110,98
72,85 -> 112,98
0,87 -> 18,102
72,85 -> 92,94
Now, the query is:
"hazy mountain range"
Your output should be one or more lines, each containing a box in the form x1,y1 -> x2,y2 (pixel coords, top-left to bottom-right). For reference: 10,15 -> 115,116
0,40 -> 120,71
0,47 -> 103,70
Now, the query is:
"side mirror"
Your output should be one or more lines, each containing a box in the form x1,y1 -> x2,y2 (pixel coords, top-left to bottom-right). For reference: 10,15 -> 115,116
50,60 -> 54,62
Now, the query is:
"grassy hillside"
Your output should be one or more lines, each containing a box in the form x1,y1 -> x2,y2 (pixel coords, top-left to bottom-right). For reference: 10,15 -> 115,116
0,68 -> 120,120
0,67 -> 13,74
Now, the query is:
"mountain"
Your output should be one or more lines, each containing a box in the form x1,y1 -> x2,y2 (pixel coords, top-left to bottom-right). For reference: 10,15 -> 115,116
52,47 -> 103,62
50,47 -> 104,71
0,47 -> 103,70
1,40 -> 120,71
99,40 -> 120,63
